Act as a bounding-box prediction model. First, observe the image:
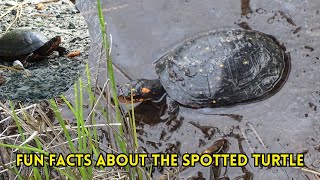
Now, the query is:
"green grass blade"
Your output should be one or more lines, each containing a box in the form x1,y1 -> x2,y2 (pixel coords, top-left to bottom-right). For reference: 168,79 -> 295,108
97,0 -> 127,155
49,99 -> 75,153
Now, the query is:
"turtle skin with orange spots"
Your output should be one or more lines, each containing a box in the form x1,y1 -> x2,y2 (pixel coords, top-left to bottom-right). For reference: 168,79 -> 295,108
118,29 -> 290,111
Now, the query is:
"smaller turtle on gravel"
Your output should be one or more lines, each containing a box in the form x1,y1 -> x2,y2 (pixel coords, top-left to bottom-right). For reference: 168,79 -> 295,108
117,29 -> 290,120
0,29 -> 76,65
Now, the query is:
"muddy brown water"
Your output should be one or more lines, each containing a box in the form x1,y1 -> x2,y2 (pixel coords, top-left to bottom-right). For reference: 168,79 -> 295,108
77,0 -> 320,179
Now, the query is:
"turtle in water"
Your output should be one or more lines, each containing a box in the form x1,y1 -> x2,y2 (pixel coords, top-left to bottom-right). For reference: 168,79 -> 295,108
0,29 -> 69,64
117,29 -> 290,119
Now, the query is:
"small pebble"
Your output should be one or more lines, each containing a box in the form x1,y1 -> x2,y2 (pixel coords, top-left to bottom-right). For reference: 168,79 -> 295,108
5,1 -> 18,6
16,86 -> 30,91
35,3 -> 45,10
13,60 -> 24,70
1,25 -> 6,31
72,9 -> 80,14
68,22 -> 76,29
11,9 -> 17,15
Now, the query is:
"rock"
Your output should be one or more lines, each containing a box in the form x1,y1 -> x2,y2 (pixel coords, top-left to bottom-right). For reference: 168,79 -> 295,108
16,86 -> 30,91
5,1 -> 18,6
13,60 -> 25,70
68,22 -> 76,29
35,3 -> 45,10
11,9 -> 17,15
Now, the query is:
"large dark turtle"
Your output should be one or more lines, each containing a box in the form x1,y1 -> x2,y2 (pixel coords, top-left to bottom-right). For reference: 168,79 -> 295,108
0,29 -> 68,63
118,29 -> 290,118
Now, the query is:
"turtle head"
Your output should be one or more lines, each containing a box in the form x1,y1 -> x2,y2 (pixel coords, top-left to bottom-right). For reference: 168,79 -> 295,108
49,36 -> 62,49
34,36 -> 62,57
117,79 -> 165,103
42,36 -> 61,48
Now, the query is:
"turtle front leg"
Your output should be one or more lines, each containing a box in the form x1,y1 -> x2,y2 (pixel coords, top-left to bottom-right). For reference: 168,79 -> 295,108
56,46 -> 69,56
160,96 -> 179,121
22,53 -> 34,64
57,46 -> 82,58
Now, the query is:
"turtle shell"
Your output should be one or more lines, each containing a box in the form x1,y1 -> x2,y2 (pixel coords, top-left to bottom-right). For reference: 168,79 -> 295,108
0,29 -> 48,57
155,29 -> 290,108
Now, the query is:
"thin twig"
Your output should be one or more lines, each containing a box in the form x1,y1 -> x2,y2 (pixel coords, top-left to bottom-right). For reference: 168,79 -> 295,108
85,80 -> 109,124
247,122 -> 267,149
0,123 -> 121,141
240,127 -> 255,153
5,2 -> 23,33
13,131 -> 38,152
0,2 -> 27,19
293,166 -> 320,176
39,0 -> 59,4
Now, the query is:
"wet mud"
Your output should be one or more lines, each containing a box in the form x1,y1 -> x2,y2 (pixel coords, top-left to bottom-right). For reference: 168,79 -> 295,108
78,0 -> 320,179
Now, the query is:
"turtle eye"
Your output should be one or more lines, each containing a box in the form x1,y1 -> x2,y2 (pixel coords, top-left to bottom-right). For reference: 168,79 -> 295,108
141,87 -> 151,93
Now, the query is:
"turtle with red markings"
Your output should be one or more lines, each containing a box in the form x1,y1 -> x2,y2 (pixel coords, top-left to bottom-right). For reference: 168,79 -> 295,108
117,29 -> 291,119
0,29 -> 78,64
